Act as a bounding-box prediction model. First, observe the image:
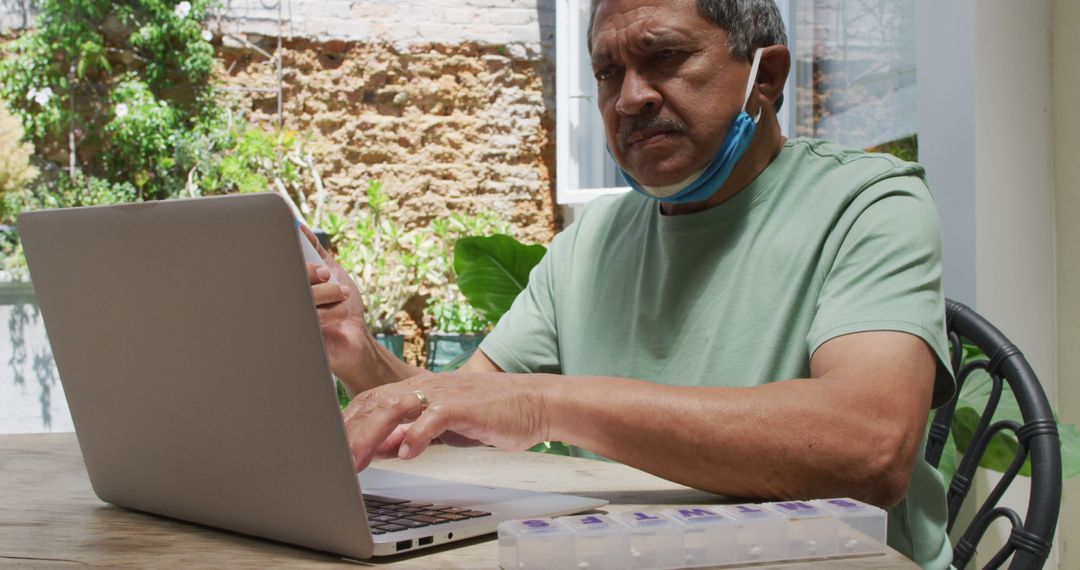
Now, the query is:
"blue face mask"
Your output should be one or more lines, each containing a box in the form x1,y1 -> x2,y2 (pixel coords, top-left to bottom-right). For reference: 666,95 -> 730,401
617,48 -> 764,205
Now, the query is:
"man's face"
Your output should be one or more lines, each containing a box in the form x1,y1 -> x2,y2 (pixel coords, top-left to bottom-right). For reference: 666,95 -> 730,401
591,0 -> 749,186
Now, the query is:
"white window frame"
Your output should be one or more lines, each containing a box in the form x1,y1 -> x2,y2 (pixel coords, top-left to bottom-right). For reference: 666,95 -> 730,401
554,0 -> 628,205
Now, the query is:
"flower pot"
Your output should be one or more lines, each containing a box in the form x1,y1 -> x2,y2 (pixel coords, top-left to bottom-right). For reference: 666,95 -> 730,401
425,333 -> 485,372
374,333 -> 405,360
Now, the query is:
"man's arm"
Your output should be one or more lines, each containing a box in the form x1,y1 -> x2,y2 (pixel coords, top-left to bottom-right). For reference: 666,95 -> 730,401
345,329 -> 935,508
539,330 -> 936,507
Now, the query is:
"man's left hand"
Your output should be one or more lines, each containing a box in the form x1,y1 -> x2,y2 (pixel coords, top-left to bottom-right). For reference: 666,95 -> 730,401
342,372 -> 548,471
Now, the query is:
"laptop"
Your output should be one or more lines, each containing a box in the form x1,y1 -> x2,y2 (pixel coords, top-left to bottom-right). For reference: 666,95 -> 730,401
17,193 -> 606,559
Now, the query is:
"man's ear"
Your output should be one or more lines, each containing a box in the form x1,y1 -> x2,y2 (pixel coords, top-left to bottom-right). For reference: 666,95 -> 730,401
754,45 -> 791,113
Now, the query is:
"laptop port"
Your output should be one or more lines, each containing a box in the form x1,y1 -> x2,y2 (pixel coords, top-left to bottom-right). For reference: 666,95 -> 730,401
418,536 -> 434,546
395,540 -> 412,552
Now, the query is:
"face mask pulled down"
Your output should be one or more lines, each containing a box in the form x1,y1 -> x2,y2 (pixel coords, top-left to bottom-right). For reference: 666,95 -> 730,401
615,48 -> 764,205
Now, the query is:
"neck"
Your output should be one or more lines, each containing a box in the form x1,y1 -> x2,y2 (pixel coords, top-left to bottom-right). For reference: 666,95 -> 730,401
660,116 -> 785,216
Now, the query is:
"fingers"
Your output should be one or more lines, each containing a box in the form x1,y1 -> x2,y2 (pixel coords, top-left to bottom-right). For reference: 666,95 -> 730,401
343,389 -> 426,471
373,424 -> 410,459
306,262 -> 330,285
398,403 -> 453,459
317,303 -> 351,327
298,224 -> 329,259
311,282 -> 351,307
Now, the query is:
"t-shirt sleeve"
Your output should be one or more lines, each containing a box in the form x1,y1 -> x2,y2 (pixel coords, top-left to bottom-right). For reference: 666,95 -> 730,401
478,231 -> 567,374
807,174 -> 955,407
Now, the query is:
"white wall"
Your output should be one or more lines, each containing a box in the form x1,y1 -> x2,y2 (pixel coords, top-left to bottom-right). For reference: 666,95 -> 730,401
0,0 -> 33,34
916,0 -> 976,305
0,1 -> 555,55
973,2 -> 1058,566
919,0 -> 1061,566
0,285 -> 72,434
1052,0 -> 1080,562
213,0 -> 553,56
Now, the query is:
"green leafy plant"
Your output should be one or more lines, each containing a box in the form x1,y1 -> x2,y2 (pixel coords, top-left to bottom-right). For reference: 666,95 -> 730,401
0,0 -> 218,201
0,100 -> 38,279
935,343 -> 1080,484
0,101 -> 39,210
327,180 -> 423,334
0,0 -> 328,273
453,234 -> 547,323
422,212 -> 511,334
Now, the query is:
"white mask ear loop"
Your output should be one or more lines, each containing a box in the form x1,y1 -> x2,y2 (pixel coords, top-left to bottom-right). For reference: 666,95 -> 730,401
743,48 -> 764,123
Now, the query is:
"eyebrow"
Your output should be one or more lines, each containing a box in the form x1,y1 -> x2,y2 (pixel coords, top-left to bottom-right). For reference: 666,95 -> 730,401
591,28 -> 693,68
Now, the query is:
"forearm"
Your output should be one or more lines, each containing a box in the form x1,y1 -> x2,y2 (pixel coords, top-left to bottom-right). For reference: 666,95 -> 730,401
338,334 -> 425,396
541,374 -> 922,507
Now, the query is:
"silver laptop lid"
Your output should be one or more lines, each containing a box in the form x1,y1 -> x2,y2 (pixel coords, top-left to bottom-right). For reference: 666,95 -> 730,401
19,194 -> 374,559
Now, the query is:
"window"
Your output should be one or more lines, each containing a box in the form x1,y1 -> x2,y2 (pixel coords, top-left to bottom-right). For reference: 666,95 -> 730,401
787,0 -> 918,159
554,0 -> 627,205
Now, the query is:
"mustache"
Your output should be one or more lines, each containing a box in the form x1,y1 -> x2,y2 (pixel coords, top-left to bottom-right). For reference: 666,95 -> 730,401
616,115 -> 687,153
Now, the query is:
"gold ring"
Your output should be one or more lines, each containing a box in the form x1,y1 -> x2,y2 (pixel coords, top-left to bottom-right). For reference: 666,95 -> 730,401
414,390 -> 429,413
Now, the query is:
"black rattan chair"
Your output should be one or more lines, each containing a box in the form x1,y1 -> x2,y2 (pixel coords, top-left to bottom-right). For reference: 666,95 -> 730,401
925,299 -> 1061,569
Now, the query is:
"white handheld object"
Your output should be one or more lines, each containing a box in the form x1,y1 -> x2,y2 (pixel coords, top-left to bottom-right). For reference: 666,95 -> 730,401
296,222 -> 337,284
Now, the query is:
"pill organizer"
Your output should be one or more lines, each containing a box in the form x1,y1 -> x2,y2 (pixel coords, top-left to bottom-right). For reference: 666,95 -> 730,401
497,498 -> 887,569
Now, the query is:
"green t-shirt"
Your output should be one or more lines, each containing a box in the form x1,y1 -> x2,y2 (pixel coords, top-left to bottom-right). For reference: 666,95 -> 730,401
480,138 -> 955,568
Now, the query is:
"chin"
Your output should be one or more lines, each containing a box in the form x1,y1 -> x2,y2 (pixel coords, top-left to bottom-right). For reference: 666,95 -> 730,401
628,164 -> 699,187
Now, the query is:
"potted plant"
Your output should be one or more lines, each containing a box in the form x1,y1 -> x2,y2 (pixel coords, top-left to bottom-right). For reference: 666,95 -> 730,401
424,289 -> 489,371
324,180 -> 420,359
413,211 -> 509,370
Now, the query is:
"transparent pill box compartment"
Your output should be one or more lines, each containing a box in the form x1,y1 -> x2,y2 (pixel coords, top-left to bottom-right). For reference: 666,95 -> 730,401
498,498 -> 887,569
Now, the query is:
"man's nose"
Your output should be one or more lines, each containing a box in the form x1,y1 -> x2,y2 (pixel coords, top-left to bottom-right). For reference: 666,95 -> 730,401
615,69 -> 661,116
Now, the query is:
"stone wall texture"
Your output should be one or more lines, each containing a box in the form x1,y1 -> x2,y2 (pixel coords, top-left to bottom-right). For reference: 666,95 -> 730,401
210,0 -> 557,241
218,38 -> 558,244
0,0 -> 559,364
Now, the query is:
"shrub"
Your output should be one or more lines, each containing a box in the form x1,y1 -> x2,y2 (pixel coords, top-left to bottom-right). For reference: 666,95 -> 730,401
0,0 -> 217,201
0,100 -> 38,223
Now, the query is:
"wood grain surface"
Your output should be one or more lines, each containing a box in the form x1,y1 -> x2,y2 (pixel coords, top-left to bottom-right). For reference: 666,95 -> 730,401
0,433 -> 917,569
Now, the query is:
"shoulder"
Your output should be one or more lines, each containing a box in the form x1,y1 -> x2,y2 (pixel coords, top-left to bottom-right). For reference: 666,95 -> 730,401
786,138 -> 928,191
778,137 -> 936,212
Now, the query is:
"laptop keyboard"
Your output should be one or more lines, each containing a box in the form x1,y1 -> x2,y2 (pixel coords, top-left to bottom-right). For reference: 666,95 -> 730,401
363,494 -> 492,535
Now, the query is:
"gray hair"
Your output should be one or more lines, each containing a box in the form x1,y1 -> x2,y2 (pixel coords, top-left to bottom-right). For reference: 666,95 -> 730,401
588,0 -> 788,62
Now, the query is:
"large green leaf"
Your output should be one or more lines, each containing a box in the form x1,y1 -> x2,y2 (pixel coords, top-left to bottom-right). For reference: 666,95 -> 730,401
1060,423 -> 1080,479
454,235 -> 547,323
947,354 -> 1080,479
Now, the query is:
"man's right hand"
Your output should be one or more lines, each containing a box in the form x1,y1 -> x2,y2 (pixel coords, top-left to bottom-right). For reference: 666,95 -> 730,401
299,225 -> 380,392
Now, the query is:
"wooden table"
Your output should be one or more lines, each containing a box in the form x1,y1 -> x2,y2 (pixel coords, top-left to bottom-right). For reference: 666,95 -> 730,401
0,433 -> 916,568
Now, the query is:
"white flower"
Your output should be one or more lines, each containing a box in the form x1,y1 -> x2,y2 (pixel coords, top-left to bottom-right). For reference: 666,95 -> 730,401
31,87 -> 53,106
201,29 -> 213,42
174,1 -> 192,19
115,103 -> 129,118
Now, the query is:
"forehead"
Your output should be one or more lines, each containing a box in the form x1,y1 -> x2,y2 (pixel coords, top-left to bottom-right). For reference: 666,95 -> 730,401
591,0 -> 716,53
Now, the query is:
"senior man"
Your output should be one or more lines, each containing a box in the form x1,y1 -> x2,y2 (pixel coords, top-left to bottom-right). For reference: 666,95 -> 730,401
306,0 -> 953,566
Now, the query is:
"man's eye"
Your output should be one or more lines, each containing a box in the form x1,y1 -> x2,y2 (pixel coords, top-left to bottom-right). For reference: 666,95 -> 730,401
594,67 -> 619,82
655,49 -> 679,60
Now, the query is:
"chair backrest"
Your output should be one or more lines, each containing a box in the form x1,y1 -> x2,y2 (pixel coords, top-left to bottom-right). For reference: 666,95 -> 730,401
924,299 -> 1061,569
